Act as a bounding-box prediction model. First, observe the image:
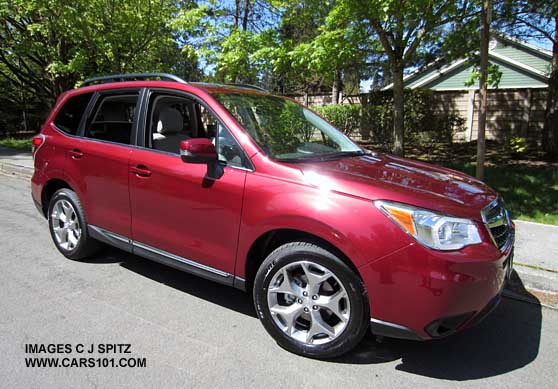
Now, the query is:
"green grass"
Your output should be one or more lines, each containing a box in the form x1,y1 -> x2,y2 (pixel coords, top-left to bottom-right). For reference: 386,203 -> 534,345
442,163 -> 558,225
0,137 -> 32,151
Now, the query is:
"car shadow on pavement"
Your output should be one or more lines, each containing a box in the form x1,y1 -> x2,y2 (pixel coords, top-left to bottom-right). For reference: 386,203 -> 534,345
86,249 -> 541,380
336,270 -> 542,380
91,247 -> 258,318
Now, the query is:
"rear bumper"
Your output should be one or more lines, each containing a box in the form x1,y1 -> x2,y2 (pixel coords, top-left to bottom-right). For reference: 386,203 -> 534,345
362,233 -> 514,341
31,172 -> 45,218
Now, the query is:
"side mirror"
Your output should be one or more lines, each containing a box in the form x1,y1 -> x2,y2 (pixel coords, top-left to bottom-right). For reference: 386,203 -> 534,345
180,138 -> 217,164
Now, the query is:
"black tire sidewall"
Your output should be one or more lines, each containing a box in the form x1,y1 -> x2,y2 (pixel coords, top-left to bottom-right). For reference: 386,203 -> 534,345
253,242 -> 370,359
47,189 -> 94,260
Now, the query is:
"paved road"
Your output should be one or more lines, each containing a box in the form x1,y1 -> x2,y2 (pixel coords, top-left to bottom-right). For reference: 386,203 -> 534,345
1,175 -> 557,388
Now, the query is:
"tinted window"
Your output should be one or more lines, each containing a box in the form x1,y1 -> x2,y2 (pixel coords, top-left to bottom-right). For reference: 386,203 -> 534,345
53,93 -> 93,135
85,94 -> 138,144
146,93 -> 249,168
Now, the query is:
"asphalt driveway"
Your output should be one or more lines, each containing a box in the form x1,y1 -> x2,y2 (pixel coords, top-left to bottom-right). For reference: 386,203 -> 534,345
0,175 -> 556,388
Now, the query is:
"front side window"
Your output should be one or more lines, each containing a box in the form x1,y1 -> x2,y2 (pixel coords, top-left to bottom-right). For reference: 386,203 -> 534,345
145,93 -> 249,168
212,93 -> 362,161
53,92 -> 93,135
85,93 -> 139,144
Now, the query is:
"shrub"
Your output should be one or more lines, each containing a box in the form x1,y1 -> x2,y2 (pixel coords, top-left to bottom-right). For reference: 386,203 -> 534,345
508,136 -> 528,158
360,89 -> 465,148
313,104 -> 361,137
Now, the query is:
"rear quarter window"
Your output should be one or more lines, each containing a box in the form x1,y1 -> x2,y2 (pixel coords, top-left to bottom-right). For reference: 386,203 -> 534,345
53,93 -> 93,135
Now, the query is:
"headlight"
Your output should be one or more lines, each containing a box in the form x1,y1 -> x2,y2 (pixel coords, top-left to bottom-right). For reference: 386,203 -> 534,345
375,200 -> 482,251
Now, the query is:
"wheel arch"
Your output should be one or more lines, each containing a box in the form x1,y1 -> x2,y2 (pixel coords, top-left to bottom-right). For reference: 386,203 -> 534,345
243,228 -> 362,292
41,178 -> 74,217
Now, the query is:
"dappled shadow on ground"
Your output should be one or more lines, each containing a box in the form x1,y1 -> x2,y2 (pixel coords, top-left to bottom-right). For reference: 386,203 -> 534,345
360,140 -> 556,165
84,249 -> 541,380
446,163 -> 557,222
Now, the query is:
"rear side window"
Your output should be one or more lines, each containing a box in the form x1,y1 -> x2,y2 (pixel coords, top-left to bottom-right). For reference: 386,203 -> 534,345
53,93 -> 93,135
85,93 -> 139,144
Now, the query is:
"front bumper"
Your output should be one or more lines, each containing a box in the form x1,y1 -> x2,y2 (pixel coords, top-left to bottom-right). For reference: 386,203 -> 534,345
362,232 -> 514,341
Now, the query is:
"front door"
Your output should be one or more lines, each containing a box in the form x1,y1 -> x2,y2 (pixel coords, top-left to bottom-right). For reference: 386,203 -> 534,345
129,90 -> 250,276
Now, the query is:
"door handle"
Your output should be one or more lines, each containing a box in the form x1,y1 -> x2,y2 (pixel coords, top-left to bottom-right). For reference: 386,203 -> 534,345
69,149 -> 83,159
131,165 -> 152,177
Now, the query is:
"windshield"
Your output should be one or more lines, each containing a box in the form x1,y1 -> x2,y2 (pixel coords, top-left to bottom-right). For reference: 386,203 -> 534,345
212,93 -> 362,161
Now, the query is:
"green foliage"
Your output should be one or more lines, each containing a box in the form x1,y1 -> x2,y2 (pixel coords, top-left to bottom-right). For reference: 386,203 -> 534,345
361,90 -> 465,146
313,105 -> 361,136
0,137 -> 32,151
0,0 -> 203,134
464,63 -> 504,88
508,136 -> 529,157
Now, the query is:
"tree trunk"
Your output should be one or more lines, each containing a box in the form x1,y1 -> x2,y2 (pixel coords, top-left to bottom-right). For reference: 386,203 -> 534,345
476,0 -> 491,180
332,70 -> 342,105
542,15 -> 558,160
234,0 -> 240,29
242,0 -> 251,31
392,63 -> 405,156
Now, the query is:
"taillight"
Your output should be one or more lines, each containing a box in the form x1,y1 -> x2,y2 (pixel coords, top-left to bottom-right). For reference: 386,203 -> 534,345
32,134 -> 45,159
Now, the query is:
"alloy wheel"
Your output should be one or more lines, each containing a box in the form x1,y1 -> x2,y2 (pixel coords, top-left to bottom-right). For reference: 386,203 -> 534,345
267,260 -> 351,345
51,199 -> 82,251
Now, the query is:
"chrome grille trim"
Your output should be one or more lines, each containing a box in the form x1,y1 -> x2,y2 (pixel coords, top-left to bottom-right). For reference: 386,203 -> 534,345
481,198 -> 513,251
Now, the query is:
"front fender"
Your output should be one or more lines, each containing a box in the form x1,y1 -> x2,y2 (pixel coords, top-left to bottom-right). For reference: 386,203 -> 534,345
234,172 -> 413,278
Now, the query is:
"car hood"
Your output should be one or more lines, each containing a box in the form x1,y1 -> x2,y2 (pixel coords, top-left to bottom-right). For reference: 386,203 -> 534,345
298,153 -> 497,220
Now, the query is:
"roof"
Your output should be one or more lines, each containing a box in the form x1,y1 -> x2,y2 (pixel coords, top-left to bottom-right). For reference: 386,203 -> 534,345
382,34 -> 552,91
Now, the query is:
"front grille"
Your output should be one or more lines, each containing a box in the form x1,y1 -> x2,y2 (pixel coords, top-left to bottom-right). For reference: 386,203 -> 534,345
481,198 -> 512,251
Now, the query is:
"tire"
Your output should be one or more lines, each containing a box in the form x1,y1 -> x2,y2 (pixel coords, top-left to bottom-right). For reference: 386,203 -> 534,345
47,188 -> 100,260
253,241 -> 370,359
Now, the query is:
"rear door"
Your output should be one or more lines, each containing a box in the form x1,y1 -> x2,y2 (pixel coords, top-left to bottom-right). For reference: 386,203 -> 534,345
128,89 -> 250,278
64,88 -> 143,239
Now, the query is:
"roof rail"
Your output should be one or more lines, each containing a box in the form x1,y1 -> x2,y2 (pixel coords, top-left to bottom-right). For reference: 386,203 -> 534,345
81,73 -> 187,87
227,83 -> 268,92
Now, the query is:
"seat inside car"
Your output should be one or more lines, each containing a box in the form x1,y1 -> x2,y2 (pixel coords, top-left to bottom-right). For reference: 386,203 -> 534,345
152,106 -> 189,153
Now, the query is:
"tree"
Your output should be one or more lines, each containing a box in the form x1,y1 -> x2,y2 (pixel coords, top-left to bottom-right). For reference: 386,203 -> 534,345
476,0 -> 491,180
340,0 -> 476,155
287,3 -> 373,101
0,0 -> 202,132
497,1 -> 558,159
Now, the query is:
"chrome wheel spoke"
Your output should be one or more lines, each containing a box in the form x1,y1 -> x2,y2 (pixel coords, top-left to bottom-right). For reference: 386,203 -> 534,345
67,229 -> 79,249
61,201 -> 73,220
306,310 -> 336,343
270,303 -> 305,335
267,260 -> 351,346
317,290 -> 349,322
301,262 -> 332,295
269,268 -> 299,297
53,226 -> 64,242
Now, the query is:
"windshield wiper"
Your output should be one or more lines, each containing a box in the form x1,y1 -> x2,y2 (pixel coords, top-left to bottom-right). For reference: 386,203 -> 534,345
276,150 -> 365,163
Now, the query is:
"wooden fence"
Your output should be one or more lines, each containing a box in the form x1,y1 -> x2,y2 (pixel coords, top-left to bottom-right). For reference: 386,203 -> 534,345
287,88 -> 548,143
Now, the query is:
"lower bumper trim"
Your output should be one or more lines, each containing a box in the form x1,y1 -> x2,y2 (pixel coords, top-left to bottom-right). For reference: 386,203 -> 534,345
370,318 -> 423,341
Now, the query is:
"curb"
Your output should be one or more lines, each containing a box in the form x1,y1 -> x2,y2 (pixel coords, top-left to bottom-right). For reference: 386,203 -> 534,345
0,161 -> 33,179
515,219 -> 558,229
514,264 -> 558,294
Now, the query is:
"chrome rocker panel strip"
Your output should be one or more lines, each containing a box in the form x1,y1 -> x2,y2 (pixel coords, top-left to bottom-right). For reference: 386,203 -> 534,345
88,225 -> 239,288
89,225 -> 132,252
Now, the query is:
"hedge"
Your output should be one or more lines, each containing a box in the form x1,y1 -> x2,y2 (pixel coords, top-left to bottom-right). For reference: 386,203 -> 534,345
311,90 -> 465,148
313,105 -> 361,137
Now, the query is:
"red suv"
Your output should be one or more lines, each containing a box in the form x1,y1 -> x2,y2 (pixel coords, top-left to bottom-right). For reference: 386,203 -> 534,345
31,73 -> 514,359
